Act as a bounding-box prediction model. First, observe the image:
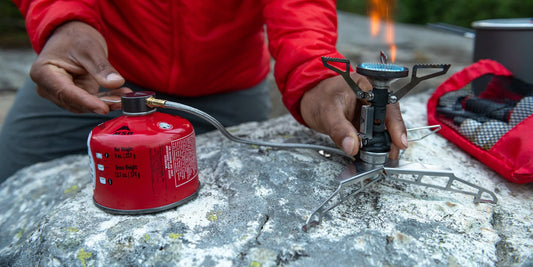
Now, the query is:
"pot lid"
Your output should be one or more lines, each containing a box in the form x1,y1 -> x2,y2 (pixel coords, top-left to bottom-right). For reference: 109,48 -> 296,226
472,18 -> 533,30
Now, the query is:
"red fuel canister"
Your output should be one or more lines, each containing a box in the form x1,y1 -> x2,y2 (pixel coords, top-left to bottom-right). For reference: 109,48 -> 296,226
88,91 -> 199,214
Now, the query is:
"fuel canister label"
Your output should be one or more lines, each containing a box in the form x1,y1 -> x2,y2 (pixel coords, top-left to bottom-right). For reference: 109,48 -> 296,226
112,146 -> 141,179
150,131 -> 198,188
168,131 -> 197,187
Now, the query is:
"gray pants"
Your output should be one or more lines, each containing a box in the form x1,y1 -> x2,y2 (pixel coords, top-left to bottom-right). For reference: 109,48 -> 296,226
0,79 -> 271,182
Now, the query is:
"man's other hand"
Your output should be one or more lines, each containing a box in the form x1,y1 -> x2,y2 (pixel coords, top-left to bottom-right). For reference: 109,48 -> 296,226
300,72 -> 408,158
30,21 -> 131,114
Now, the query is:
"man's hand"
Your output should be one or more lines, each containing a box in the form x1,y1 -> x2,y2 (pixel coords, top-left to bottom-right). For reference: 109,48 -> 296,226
30,21 -> 131,114
300,72 -> 408,157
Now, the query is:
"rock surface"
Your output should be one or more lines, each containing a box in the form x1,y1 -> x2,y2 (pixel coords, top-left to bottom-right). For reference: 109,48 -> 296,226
1,90 -> 532,266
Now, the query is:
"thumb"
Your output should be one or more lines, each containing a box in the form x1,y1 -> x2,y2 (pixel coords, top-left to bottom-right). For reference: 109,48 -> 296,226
63,20 -> 126,89
84,57 -> 125,89
102,72 -> 125,89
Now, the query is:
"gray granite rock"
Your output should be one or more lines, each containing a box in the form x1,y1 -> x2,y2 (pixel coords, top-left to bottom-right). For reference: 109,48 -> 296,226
1,91 -> 532,267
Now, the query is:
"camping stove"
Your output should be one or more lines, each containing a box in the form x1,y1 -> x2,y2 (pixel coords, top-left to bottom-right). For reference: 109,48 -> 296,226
303,54 -> 498,231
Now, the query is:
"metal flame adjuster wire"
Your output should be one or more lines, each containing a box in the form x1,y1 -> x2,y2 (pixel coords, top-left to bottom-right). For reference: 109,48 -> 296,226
406,125 -> 441,142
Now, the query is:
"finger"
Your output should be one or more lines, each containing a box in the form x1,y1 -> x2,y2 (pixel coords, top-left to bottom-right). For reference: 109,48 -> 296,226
31,64 -> 109,114
326,111 -> 360,156
389,143 -> 400,159
302,74 -> 368,156
63,24 -> 125,90
319,92 -> 360,156
385,102 -> 408,150
77,51 -> 125,90
349,72 -> 372,92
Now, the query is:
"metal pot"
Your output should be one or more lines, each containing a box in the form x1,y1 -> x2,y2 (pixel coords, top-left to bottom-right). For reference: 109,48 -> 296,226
472,18 -> 533,86
429,18 -> 533,86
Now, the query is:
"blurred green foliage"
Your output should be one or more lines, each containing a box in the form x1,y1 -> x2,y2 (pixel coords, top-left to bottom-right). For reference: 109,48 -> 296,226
338,0 -> 533,28
0,1 -> 29,48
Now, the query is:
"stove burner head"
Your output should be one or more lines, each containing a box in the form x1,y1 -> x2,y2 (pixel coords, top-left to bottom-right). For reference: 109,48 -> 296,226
356,63 -> 409,80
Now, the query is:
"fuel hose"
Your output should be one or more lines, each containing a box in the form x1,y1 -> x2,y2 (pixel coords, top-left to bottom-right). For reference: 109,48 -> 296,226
145,97 -> 351,158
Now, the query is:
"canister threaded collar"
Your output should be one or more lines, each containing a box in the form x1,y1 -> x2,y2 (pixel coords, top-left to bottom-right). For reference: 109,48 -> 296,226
121,91 -> 156,115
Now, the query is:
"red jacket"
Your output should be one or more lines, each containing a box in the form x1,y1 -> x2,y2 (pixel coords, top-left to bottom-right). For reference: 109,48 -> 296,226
14,0 -> 345,123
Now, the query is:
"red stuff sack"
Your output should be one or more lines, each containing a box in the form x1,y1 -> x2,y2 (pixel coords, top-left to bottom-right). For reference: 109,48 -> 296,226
427,59 -> 533,183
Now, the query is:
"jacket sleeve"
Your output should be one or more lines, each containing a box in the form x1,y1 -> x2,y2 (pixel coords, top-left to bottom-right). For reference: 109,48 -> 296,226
263,0 -> 346,125
13,0 -> 102,53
